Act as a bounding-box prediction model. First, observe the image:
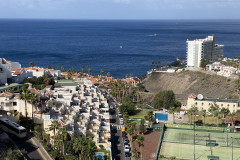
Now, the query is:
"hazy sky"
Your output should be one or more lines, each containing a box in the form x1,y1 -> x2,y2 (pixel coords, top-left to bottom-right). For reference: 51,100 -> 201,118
1,0 -> 240,19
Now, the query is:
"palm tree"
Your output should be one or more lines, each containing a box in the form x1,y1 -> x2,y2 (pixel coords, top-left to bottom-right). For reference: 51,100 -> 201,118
85,139 -> 97,160
30,61 -> 34,67
28,93 -> 38,120
136,135 -> 144,160
168,107 -> 176,124
81,65 -> 85,73
49,120 -> 60,139
61,66 -> 65,72
100,69 -> 104,76
73,137 -> 85,160
88,67 -> 92,75
56,127 -> 68,156
20,89 -> 30,118
107,72 -> 111,77
144,111 -> 154,128
132,148 -> 139,160
200,109 -> 207,124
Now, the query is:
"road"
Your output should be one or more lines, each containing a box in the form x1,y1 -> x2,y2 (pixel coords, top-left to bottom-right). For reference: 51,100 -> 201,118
11,133 -> 52,160
101,90 -> 131,160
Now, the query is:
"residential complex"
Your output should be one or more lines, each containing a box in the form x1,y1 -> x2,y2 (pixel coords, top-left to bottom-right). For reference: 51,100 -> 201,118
0,78 -> 111,150
186,36 -> 224,68
0,58 -> 61,85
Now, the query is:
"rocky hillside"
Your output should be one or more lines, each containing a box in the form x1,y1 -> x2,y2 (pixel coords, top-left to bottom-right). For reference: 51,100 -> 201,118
142,71 -> 237,102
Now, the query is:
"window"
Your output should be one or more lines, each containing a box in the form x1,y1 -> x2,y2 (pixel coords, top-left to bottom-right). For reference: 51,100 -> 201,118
221,104 -> 223,107
13,102 -> 17,106
0,68 -> 3,72
202,103 -> 204,106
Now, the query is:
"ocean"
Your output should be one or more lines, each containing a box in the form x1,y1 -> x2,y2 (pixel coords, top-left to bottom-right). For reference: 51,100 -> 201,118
0,19 -> 240,78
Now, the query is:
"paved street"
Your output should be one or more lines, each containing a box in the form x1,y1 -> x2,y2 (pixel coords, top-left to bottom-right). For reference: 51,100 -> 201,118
11,133 -> 52,160
101,90 -> 130,160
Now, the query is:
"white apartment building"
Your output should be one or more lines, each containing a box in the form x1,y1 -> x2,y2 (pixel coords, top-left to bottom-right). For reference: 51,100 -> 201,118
186,36 -> 224,68
187,94 -> 240,113
0,58 -> 21,85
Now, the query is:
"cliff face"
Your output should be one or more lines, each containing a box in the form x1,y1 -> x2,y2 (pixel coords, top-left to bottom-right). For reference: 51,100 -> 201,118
142,71 -> 236,101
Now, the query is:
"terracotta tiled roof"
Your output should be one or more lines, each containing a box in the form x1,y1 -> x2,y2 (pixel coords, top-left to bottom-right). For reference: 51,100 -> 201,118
0,92 -> 13,98
188,94 -> 197,99
28,88 -> 41,94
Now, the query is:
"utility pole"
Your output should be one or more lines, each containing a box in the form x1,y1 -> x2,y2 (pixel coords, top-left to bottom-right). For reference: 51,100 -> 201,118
232,137 -> 233,160
194,114 -> 196,160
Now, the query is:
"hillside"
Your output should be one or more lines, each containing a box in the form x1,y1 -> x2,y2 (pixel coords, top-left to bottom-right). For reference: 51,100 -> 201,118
142,71 -> 237,102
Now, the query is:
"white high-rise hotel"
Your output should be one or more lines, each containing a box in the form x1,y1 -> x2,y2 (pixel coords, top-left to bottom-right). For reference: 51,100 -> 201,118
186,36 -> 224,68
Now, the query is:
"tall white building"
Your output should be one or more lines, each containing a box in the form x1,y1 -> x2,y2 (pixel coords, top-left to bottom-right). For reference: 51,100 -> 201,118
186,36 -> 224,68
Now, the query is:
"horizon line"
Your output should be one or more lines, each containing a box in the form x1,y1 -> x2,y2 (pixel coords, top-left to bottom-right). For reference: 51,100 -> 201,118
1,18 -> 240,21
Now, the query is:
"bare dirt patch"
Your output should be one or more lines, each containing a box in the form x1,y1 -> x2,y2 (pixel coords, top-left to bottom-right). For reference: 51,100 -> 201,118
133,131 -> 161,160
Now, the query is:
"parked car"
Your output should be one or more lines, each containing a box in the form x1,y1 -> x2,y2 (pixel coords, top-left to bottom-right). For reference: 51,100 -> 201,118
123,139 -> 128,145
124,145 -> 130,152
125,152 -> 131,157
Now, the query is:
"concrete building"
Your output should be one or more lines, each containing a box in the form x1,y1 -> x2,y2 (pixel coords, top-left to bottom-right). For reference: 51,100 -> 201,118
0,58 -> 21,84
186,94 -> 240,113
186,36 -> 224,68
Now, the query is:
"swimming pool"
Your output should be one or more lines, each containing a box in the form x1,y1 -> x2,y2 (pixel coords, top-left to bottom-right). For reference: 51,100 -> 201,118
94,152 -> 103,160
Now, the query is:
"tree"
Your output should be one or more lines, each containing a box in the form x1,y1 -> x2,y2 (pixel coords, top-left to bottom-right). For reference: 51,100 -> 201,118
61,66 -> 65,72
55,126 -> 69,156
107,72 -> 111,77
220,108 -> 230,118
153,90 -> 175,110
49,120 -> 60,140
139,119 -> 146,134
81,65 -> 85,73
144,111 -> 154,128
119,97 -> 136,115
168,107 -> 176,124
28,93 -> 38,120
100,69 -> 104,76
228,112 -> 237,130
71,67 -> 75,73
30,61 -> 34,67
19,89 -> 30,118
188,106 -> 198,124
125,74 -> 129,78
199,109 -> 207,124
132,148 -> 139,160
87,67 -> 92,75
85,138 -> 97,160
208,102 -> 219,116
73,137 -> 85,160
6,148 -> 26,160
136,135 -> 144,160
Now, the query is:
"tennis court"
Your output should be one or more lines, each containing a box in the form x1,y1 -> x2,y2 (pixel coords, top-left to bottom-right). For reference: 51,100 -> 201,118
160,128 -> 240,160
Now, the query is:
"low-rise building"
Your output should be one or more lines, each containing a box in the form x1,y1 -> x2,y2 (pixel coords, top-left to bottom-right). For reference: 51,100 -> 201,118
187,94 -> 240,113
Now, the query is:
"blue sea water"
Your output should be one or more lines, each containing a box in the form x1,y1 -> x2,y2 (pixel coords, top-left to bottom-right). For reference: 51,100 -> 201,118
0,19 -> 240,78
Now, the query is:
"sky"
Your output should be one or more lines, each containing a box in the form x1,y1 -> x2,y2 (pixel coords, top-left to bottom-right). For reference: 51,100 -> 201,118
0,0 -> 240,19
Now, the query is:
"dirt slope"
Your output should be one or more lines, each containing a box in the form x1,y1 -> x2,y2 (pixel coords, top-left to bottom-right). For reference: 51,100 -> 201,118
143,71 -> 236,101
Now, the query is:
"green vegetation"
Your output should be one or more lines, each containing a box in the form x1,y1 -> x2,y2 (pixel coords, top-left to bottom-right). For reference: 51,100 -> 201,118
24,74 -> 55,89
34,121 -> 98,160
129,110 -> 148,119
153,90 -> 180,110
119,97 -> 136,115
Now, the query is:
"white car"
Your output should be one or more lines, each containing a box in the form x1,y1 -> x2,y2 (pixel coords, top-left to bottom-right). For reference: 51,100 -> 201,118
120,119 -> 124,125
124,145 -> 130,152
